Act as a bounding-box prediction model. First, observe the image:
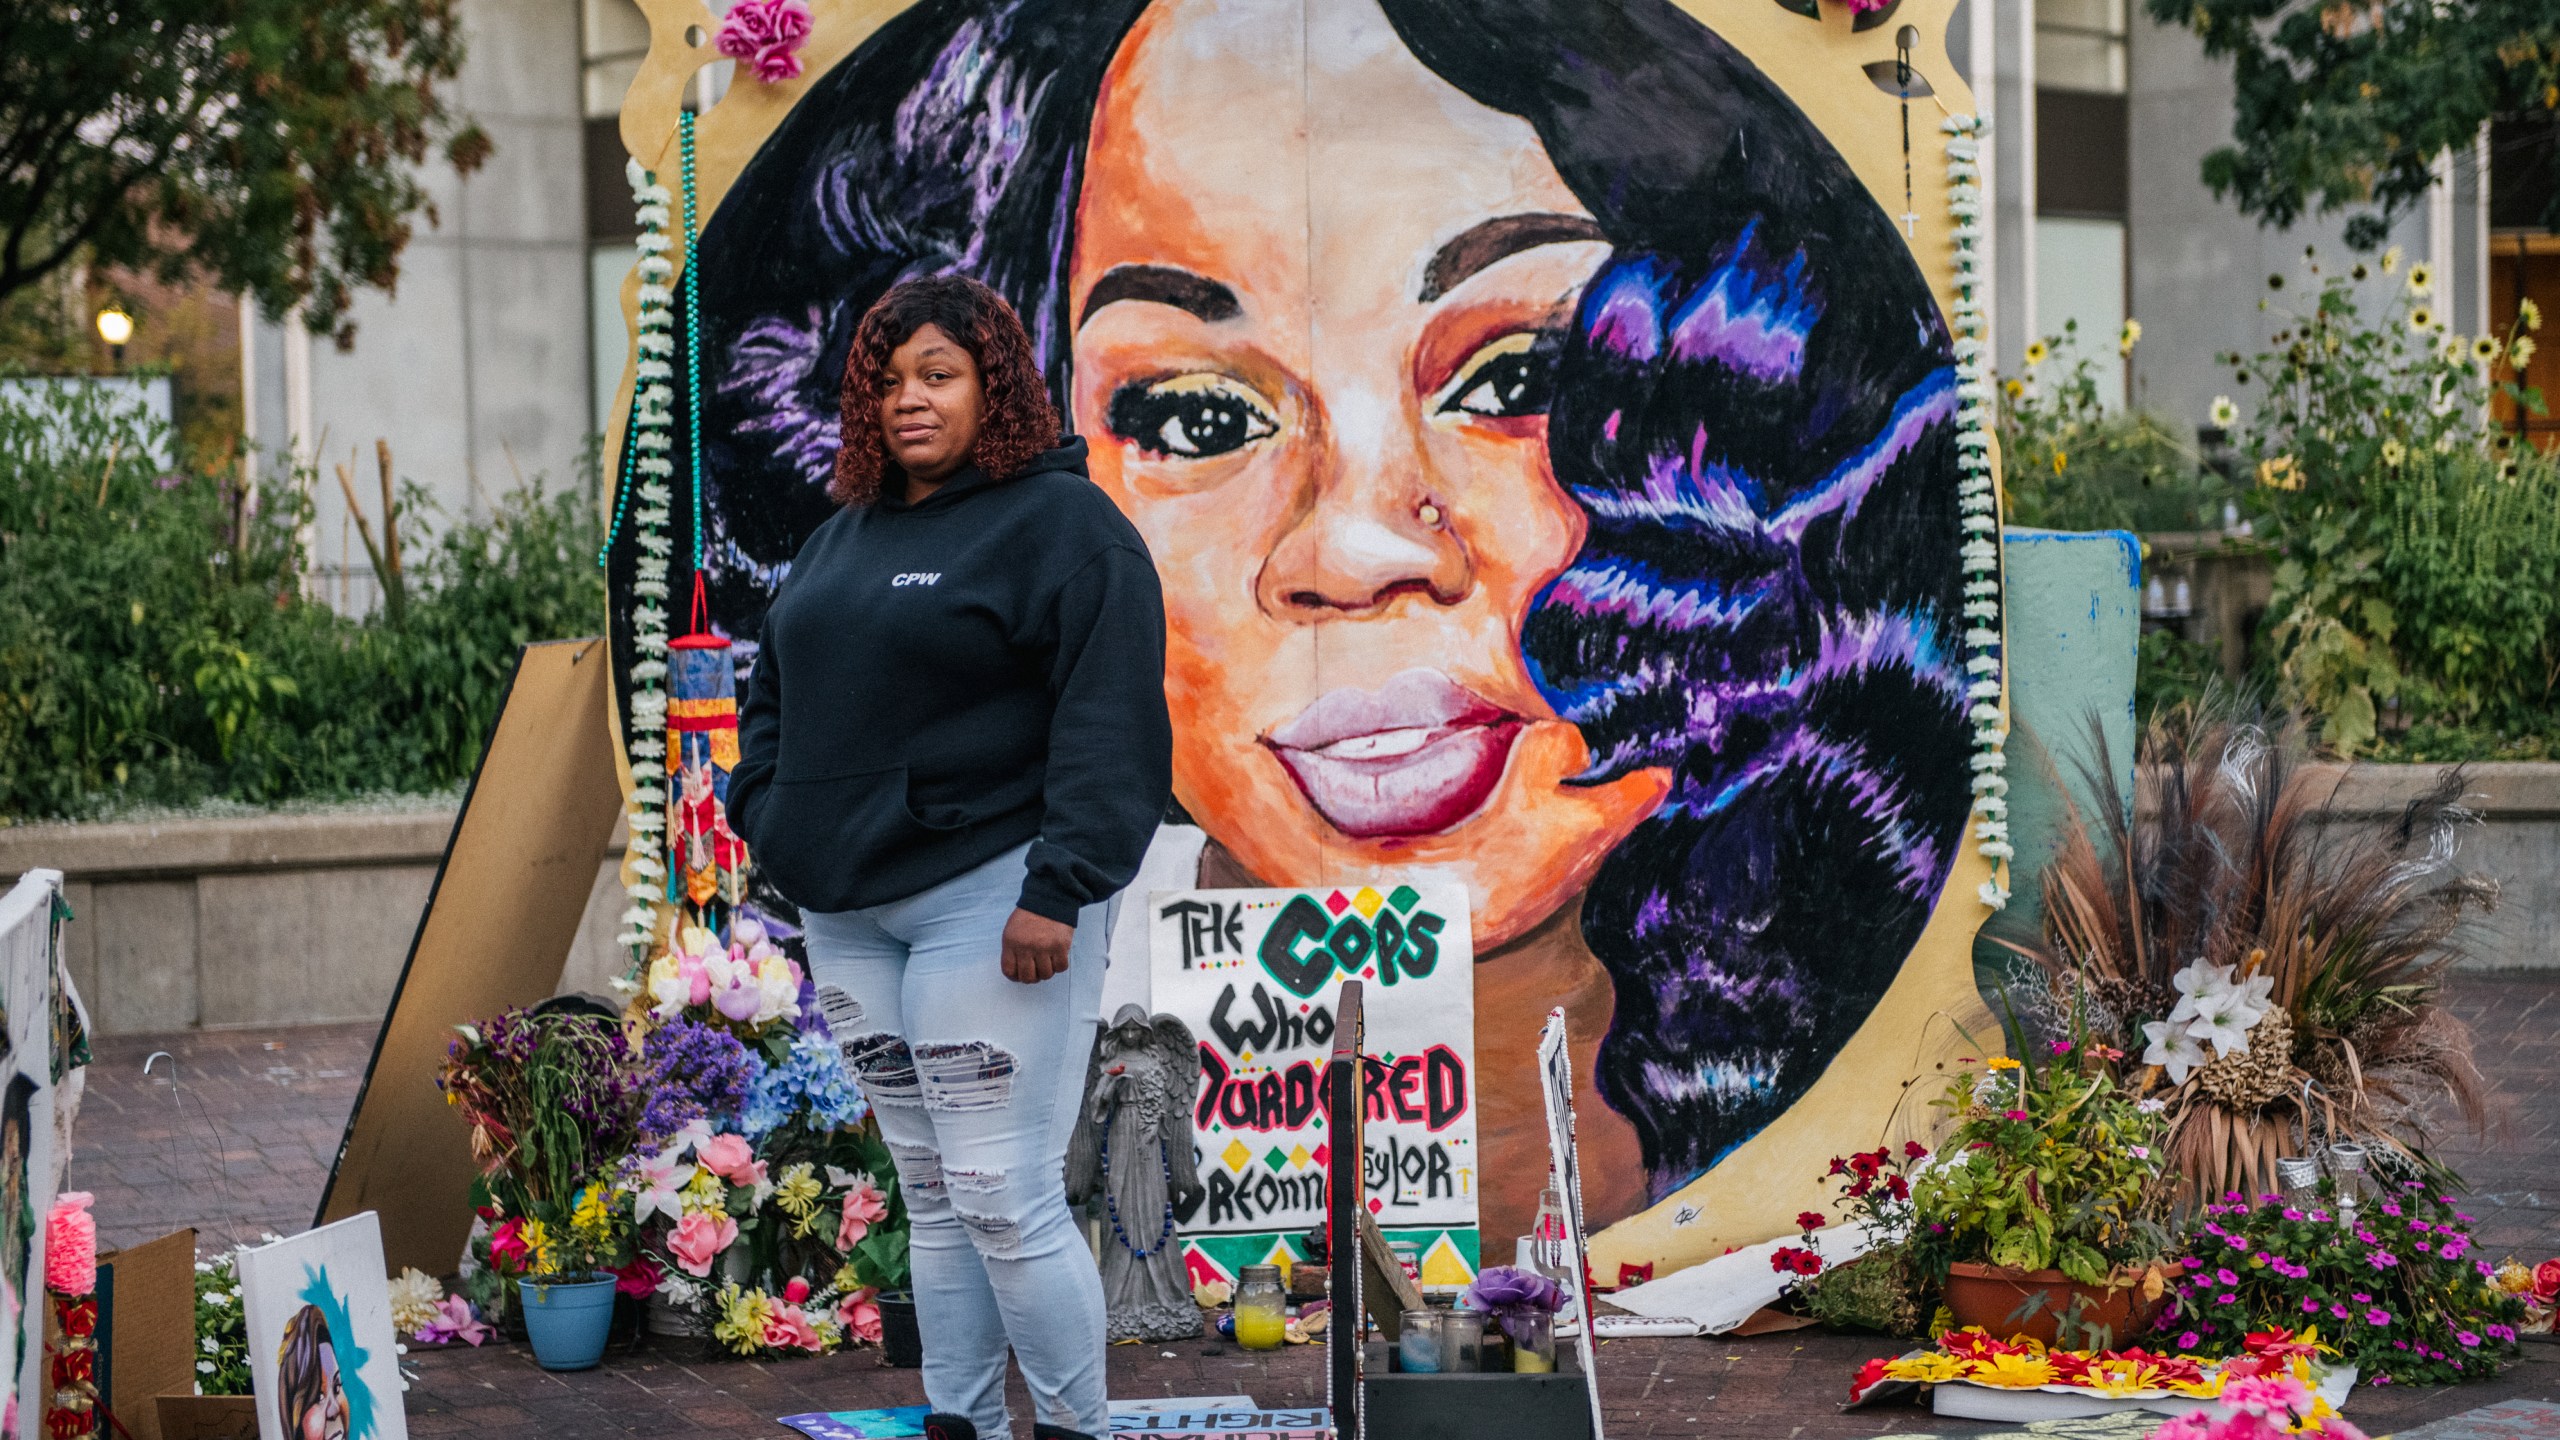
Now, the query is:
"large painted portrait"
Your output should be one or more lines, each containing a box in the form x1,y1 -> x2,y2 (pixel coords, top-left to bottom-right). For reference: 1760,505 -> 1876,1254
607,0 -> 2000,1272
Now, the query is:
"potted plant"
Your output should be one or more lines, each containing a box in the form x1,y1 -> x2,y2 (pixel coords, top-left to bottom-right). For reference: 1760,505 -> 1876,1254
437,1001 -> 648,1368
1911,1028 -> 2179,1348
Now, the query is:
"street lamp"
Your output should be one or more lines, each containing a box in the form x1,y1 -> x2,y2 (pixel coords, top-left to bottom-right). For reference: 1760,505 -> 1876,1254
95,307 -> 133,370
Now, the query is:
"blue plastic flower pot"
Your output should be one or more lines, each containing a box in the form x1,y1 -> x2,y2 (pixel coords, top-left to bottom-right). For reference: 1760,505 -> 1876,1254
518,1273 -> 619,1371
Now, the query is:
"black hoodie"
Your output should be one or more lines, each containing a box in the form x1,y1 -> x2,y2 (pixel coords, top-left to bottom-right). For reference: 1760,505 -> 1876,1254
727,440 -> 1172,924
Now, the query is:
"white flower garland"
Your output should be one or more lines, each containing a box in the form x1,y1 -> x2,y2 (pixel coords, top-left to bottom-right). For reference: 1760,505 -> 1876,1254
1942,113 -> 2011,910
618,156 -> 681,957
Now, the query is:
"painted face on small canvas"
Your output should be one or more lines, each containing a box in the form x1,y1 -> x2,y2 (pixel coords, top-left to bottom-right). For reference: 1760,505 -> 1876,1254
1070,0 -> 1667,946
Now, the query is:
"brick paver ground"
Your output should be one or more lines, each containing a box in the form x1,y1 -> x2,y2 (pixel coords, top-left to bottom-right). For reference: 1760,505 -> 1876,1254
67,973 -> 2560,1439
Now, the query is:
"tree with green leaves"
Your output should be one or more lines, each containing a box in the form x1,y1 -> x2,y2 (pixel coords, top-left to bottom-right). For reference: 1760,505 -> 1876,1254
2151,0 -> 2560,246
0,0 -> 491,345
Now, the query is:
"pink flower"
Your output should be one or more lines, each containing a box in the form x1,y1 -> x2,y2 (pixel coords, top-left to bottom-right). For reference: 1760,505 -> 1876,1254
783,1276 -> 812,1304
2367,1308 -> 2392,1326
415,1295 -> 491,1346
44,1193 -> 97,1297
488,1217 -> 530,1273
2535,1260 -> 2560,1304
612,1255 -> 665,1297
2300,1296 -> 2320,1313
763,1305 -> 825,1352
838,1174 -> 890,1251
837,1286 -> 883,1343
668,1211 -> 740,1277
2003,1109 -> 2029,1122
2456,1330 -> 2481,1348
696,1133 -> 762,1185
714,0 -> 812,83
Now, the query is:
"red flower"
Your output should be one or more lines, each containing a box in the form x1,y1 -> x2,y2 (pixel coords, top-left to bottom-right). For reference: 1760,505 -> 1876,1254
1846,1175 -> 1875,1199
1903,1141 -> 1929,1160
1796,1211 -> 1828,1234
1770,1245 -> 1825,1277
1886,1174 -> 1911,1202
610,1255 -> 664,1298
1828,1157 -> 1850,1176
1850,1356 -> 1891,1403
2533,1260 -> 2560,1305
1849,1152 -> 1880,1177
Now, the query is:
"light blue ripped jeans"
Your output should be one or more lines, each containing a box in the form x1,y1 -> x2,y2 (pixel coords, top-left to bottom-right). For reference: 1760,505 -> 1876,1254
801,840 -> 1110,1437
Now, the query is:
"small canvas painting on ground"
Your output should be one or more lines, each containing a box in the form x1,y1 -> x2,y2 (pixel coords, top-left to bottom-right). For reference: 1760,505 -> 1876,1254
237,1211 -> 408,1440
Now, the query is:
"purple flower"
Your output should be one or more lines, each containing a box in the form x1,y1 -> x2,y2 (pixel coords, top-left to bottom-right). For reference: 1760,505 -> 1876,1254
1461,1266 -> 1568,1344
2218,1292 -> 2238,1304
2003,1108 -> 2029,1122
2217,1267 -> 2239,1286
2310,1210 -> 2331,1224
2282,1207 -> 2303,1220
2478,1260 -> 2498,1278
2409,1218 -> 2430,1233
2487,1324 -> 2516,1342
2368,1250 -> 2399,1269
2414,1242 -> 2435,1256
2381,1200 -> 2402,1217
2456,1331 -> 2481,1348
2179,1331 -> 2201,1349
2301,1296 -> 2321,1314
2227,1234 -> 2250,1250
2367,1308 -> 2392,1326
2352,1292 -> 2372,1304
2048,1039 -> 2073,1055
637,1018 -> 757,1140
2331,1304 -> 2351,1320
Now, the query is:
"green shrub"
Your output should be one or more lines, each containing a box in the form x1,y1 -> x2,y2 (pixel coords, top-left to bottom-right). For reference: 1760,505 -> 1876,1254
0,381 -> 603,820
1999,322 -> 2235,535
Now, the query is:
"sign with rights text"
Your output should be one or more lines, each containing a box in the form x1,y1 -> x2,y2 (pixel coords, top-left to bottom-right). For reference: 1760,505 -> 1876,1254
1150,884 -> 1478,1287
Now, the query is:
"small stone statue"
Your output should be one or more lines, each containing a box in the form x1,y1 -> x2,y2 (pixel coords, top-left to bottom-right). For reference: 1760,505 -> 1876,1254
1068,1005 -> 1206,1342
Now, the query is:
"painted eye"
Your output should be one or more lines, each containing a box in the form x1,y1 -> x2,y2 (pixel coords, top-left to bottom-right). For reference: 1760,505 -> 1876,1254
1437,331 -> 1558,420
1108,374 -> 1278,459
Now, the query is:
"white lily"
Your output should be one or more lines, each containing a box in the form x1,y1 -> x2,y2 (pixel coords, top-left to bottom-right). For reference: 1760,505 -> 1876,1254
631,1148 -> 697,1226
2142,1018 -> 2209,1084
752,954 -> 804,1028
2185,985 -> 2263,1057
2167,957 -> 2229,1024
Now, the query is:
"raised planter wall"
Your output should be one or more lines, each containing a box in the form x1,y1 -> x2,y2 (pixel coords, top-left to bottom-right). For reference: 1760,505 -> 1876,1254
2,761 -> 2552,1036
0,807 -> 629,1036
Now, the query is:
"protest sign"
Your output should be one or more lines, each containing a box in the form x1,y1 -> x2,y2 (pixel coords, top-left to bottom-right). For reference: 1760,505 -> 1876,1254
1150,884 -> 1477,1288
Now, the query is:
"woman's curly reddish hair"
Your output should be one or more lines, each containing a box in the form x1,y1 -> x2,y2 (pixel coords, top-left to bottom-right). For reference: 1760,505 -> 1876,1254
832,275 -> 1061,506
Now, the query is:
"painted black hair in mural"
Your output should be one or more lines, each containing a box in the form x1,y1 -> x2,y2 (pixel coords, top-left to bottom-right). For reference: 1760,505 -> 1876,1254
656,0 -> 1970,1198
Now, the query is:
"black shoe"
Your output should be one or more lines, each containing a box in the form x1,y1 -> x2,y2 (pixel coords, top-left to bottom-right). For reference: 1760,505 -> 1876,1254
921,1415 -> 978,1440
1031,1426 -> 1100,1440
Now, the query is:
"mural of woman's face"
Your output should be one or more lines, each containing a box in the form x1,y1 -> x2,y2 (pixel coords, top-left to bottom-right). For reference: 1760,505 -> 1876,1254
1071,0 -> 1668,946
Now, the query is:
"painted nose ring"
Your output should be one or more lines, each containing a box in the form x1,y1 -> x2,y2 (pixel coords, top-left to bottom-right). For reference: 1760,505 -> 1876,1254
1417,499 -> 1444,527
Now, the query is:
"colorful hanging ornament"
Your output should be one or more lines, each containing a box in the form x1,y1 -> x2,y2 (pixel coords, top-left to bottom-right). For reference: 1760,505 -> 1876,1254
667,580 -> 749,927
1940,110 -> 2012,909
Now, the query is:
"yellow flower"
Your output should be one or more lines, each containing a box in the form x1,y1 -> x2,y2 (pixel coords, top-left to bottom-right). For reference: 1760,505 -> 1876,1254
2119,318 -> 2143,354
682,1167 -> 729,1215
2521,298 -> 2543,332
2406,261 -> 2434,297
2409,306 -> 2436,333
1985,1056 -> 2022,1070
2025,340 -> 2050,366
2259,455 -> 2303,490
711,1283 -> 775,1355
2381,245 -> 2402,274
2004,378 -> 2026,399
2210,396 -> 2238,427
2473,334 -> 2501,363
833,1264 -> 865,1296
2381,438 -> 2406,467
1885,1352 -> 1970,1383
2496,1261 -> 2535,1294
520,1218 -> 559,1275
1969,1351 -> 2059,1388
2086,1359 -> 2169,1397
774,1162 -> 823,1220
2051,451 -> 2069,475
571,1185 -> 615,1238
2514,336 -> 2538,369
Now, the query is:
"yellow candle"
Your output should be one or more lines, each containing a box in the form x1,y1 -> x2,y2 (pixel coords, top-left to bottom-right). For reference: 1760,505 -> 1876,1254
1513,1346 -> 1555,1373
1235,1304 -> 1287,1350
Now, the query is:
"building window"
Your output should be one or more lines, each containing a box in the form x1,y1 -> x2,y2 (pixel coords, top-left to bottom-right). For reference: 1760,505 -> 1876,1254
2036,0 -> 2128,95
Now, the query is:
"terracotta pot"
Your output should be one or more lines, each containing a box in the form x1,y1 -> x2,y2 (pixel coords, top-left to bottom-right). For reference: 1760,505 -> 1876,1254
1941,1261 -> 2182,1348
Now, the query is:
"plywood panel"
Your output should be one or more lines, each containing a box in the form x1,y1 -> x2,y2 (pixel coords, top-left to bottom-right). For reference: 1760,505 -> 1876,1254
315,639 -> 623,1276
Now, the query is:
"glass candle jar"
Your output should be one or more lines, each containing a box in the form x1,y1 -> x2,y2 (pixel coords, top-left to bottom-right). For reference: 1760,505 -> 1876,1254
1440,1309 -> 1486,1373
1510,1312 -> 1557,1373
1397,1309 -> 1445,1373
1234,1266 -> 1287,1352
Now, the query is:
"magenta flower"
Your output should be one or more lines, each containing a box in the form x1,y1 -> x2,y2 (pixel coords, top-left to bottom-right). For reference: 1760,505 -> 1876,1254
2218,1292 -> 2238,1304
2300,1296 -> 2320,1314
2217,1267 -> 2239,1286
2179,1330 -> 2201,1349
714,0 -> 813,84
2048,1039 -> 2073,1055
2367,1308 -> 2392,1326
2003,1108 -> 2028,1122
2456,1331 -> 2481,1348
2368,1250 -> 2399,1269
2281,1207 -> 2303,1220
2331,1304 -> 2351,1319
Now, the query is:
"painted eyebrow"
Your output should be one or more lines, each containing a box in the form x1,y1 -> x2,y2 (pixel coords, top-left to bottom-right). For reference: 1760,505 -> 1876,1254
1077,264 -> 1243,329
1419,213 -> 1609,302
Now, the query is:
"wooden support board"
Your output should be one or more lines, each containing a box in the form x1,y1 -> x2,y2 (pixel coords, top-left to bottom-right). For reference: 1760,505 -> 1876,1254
1325,980 -> 1366,1440
315,638 -> 625,1276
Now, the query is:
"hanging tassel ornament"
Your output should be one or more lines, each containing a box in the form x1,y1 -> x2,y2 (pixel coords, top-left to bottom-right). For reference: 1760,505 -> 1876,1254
1941,110 -> 2011,909
667,574 -> 750,934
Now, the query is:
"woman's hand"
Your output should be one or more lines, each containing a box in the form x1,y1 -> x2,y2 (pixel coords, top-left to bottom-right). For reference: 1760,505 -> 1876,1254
1001,907 -> 1075,983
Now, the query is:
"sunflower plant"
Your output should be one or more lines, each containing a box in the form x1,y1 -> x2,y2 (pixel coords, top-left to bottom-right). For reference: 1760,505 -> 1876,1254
2219,248 -> 2550,751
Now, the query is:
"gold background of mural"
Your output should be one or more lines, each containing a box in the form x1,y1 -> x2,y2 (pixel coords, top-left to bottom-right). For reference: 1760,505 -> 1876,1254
604,0 -> 2004,1278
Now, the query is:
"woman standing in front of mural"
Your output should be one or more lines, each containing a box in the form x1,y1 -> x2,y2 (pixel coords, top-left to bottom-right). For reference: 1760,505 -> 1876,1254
676,0 -> 1972,1250
726,277 -> 1172,1440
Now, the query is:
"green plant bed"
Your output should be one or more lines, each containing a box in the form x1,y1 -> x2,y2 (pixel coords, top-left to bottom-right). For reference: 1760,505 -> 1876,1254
0,382 -> 603,821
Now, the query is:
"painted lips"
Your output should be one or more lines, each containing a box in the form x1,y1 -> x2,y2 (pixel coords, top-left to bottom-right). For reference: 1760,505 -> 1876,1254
1263,668 -> 1523,838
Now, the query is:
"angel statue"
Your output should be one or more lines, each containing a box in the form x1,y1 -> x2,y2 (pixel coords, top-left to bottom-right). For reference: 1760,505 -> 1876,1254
1068,1005 -> 1205,1342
